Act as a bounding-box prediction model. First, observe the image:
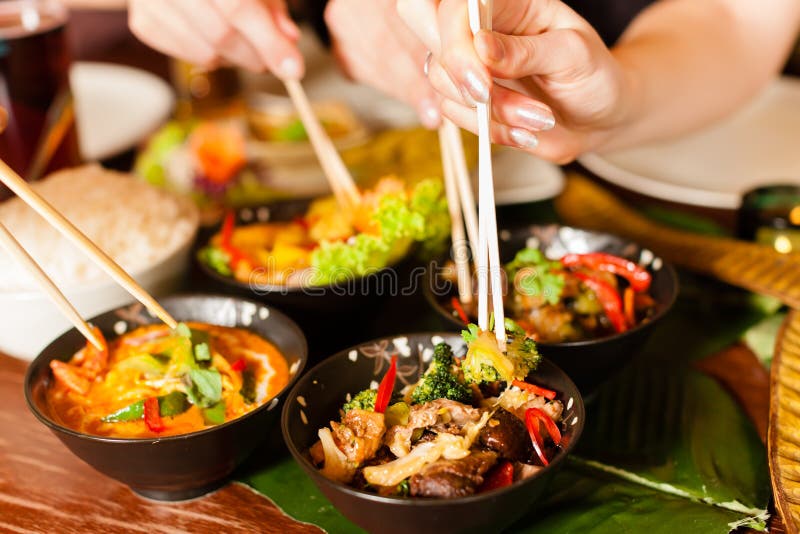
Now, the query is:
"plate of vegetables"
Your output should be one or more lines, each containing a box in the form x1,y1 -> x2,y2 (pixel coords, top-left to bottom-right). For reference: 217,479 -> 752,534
282,330 -> 583,534
426,225 -> 678,392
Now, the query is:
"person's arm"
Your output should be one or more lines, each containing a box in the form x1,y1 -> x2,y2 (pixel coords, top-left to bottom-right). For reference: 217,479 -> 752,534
400,0 -> 800,162
602,0 -> 800,152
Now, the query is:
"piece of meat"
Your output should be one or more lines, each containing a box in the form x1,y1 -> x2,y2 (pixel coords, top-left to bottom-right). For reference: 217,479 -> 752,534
409,450 -> 498,498
478,408 -> 533,462
331,409 -> 386,464
384,399 -> 482,457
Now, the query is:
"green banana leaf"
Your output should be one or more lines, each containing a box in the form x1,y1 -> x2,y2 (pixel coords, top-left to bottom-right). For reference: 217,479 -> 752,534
236,269 -> 773,533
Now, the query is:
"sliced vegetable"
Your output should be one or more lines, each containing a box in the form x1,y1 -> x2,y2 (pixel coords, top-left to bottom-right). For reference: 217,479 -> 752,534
219,211 -> 253,269
572,272 -> 628,333
624,286 -> 636,327
512,379 -> 557,400
158,391 -> 190,417
186,368 -> 223,408
384,401 -> 410,427
561,252 -> 651,292
101,391 -> 190,422
194,342 -> 211,362
504,317 -> 526,336
479,461 -> 514,492
102,400 -> 144,423
230,358 -> 247,372
116,354 -> 167,376
451,297 -> 469,324
144,397 -> 165,432
374,355 -> 398,414
202,400 -> 226,425
240,369 -> 256,403
525,407 -> 562,466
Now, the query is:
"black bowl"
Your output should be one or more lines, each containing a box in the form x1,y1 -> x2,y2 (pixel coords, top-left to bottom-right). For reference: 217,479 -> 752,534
25,294 -> 308,501
282,332 -> 585,534
425,225 -> 679,394
194,200 -> 406,356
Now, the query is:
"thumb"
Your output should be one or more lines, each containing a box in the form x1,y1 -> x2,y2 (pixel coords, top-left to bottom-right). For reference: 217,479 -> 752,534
474,29 -> 592,80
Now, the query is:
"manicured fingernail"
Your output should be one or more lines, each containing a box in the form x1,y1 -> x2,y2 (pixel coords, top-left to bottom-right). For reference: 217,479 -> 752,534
278,57 -> 302,79
463,69 -> 489,103
516,106 -> 556,131
418,99 -> 441,129
510,128 -> 539,149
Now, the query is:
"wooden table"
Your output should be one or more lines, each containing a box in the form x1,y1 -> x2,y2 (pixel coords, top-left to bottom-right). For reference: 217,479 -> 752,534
0,352 -> 320,533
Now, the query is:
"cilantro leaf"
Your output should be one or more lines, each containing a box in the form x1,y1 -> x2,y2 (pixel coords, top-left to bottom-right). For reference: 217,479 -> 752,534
505,248 -> 565,305
461,323 -> 479,344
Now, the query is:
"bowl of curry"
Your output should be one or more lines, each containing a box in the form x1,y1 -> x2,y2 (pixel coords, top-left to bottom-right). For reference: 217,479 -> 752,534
24,294 -> 307,501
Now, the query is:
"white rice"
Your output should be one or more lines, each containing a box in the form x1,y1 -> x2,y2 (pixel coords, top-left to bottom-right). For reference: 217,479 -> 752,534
0,165 -> 198,293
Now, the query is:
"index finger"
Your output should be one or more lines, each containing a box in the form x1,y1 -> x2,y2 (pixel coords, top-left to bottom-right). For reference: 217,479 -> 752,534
437,0 -> 492,103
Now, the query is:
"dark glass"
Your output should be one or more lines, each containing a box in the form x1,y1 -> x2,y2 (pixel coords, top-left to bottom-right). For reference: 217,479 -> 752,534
737,184 -> 800,254
0,0 -> 80,198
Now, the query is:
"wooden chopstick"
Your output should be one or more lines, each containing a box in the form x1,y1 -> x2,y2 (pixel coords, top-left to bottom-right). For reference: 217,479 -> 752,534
441,120 -> 478,255
0,221 -> 104,350
0,160 -> 177,329
439,124 -> 473,304
467,0 -> 506,347
283,79 -> 361,208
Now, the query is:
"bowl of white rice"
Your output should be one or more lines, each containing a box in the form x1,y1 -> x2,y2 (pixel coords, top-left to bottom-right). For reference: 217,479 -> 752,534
0,165 -> 198,359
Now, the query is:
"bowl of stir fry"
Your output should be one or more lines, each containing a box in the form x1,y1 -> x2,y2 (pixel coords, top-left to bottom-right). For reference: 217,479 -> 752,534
24,294 -> 307,501
425,225 -> 678,393
282,330 -> 584,534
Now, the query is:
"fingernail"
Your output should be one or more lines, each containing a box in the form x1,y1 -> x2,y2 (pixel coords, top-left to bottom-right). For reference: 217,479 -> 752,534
510,128 -> 539,149
463,69 -> 490,103
278,57 -> 302,79
419,99 -> 441,129
516,106 -> 556,131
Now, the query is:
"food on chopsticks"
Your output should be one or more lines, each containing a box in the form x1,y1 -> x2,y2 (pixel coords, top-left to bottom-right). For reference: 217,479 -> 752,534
45,322 -> 289,438
198,176 -> 449,286
309,329 -> 564,498
442,249 -> 656,343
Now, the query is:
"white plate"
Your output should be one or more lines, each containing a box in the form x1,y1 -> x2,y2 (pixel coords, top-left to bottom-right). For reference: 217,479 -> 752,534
579,76 -> 800,209
71,62 -> 174,161
487,147 -> 565,205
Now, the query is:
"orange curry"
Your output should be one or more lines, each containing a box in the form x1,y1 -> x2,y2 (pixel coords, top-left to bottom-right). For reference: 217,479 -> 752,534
46,322 -> 289,438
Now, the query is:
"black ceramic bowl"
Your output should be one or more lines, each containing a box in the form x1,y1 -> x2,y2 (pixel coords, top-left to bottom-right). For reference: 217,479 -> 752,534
425,225 -> 678,394
195,200 -> 407,355
25,294 -> 307,501
282,332 -> 584,534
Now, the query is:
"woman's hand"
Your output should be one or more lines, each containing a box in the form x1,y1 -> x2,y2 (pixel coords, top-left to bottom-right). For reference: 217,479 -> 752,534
398,0 -> 632,162
129,0 -> 304,79
324,0 -> 441,128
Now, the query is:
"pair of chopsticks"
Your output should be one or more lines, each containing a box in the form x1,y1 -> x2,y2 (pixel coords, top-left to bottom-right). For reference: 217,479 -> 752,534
438,0 -> 505,347
282,79 -> 361,208
439,0 -> 506,348
0,157 -> 177,350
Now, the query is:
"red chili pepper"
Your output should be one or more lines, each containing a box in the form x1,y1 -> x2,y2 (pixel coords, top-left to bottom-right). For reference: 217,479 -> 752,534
623,286 -> 636,327
144,397 -> 165,433
451,297 -> 469,324
374,355 -> 398,413
525,408 -> 562,466
230,358 -> 247,372
219,211 -> 253,269
479,461 -> 515,492
561,253 -> 651,292
572,272 -> 628,333
512,379 -> 557,400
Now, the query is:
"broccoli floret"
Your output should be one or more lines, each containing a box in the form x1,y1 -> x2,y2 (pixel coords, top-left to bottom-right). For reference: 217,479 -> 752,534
342,389 -> 377,413
461,325 -> 541,384
411,342 -> 473,405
